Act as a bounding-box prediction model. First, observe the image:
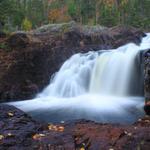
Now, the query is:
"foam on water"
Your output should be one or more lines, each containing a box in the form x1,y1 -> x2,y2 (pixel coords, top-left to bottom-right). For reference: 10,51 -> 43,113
11,95 -> 144,124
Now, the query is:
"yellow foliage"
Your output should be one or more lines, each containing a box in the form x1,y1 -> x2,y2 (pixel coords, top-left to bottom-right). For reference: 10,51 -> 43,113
103,0 -> 128,8
22,18 -> 32,31
48,7 -> 70,23
103,0 -> 115,8
48,9 -> 60,23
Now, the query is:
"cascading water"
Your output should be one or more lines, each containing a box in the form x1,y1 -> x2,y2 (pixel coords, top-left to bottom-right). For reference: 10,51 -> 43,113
89,44 -> 143,96
10,33 -> 150,124
37,52 -> 98,97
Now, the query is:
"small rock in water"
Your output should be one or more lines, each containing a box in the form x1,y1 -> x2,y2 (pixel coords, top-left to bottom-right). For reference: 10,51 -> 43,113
124,131 -> 128,135
127,133 -> 132,136
7,112 -> 14,117
61,121 -> 65,124
7,133 -> 14,137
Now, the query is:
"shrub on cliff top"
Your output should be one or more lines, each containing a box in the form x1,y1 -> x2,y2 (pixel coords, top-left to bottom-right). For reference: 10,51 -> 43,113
22,18 -> 32,31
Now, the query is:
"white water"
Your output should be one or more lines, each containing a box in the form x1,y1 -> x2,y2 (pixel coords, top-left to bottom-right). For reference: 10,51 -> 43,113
90,44 -> 142,96
10,33 -> 150,124
38,52 -> 97,97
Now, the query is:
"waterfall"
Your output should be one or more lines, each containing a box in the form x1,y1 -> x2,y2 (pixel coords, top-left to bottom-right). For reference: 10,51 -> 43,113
89,44 -> 143,96
38,52 -> 98,97
38,33 -> 150,98
10,33 -> 150,124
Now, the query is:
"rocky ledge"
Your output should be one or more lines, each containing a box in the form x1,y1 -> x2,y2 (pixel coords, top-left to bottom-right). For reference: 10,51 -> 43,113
0,22 -> 146,102
0,104 -> 150,150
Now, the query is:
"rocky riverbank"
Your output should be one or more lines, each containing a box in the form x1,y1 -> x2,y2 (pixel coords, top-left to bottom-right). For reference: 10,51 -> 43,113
0,22 -> 150,149
0,104 -> 149,150
0,22 -> 146,102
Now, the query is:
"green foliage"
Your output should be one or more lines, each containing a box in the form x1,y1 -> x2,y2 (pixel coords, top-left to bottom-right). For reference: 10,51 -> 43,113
22,18 -> 32,31
67,1 -> 77,20
98,3 -> 119,27
0,43 -> 7,49
0,43 -> 10,52
0,0 -> 13,22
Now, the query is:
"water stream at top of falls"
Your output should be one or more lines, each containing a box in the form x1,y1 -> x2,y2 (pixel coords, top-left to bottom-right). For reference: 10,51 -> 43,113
10,33 -> 150,124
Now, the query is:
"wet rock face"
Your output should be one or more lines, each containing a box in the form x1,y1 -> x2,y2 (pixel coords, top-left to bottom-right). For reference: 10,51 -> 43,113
0,104 -> 150,150
0,45 -> 53,101
144,49 -> 150,115
144,50 -> 150,100
0,23 -> 146,102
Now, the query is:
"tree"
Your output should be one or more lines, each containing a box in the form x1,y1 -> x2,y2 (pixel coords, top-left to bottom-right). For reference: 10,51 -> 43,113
67,0 -> 77,21
0,0 -> 14,26
22,18 -> 32,31
0,0 -> 149,31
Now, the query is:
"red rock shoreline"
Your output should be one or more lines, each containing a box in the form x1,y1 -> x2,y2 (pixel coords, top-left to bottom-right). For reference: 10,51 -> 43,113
0,104 -> 149,150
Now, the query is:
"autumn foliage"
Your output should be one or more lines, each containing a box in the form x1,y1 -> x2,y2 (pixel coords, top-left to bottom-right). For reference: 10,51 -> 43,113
0,0 -> 149,31
48,7 -> 70,23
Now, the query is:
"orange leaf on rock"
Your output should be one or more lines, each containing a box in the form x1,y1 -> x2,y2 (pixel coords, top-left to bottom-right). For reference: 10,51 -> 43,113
48,124 -> 64,132
58,126 -> 64,132
32,133 -> 45,140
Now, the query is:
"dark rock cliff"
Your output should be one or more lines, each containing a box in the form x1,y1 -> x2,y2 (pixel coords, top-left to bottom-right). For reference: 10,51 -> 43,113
144,49 -> 150,115
0,22 -> 146,102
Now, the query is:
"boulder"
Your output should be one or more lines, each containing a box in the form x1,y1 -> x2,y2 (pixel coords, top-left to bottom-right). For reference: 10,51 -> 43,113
6,32 -> 30,49
6,32 -> 41,50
